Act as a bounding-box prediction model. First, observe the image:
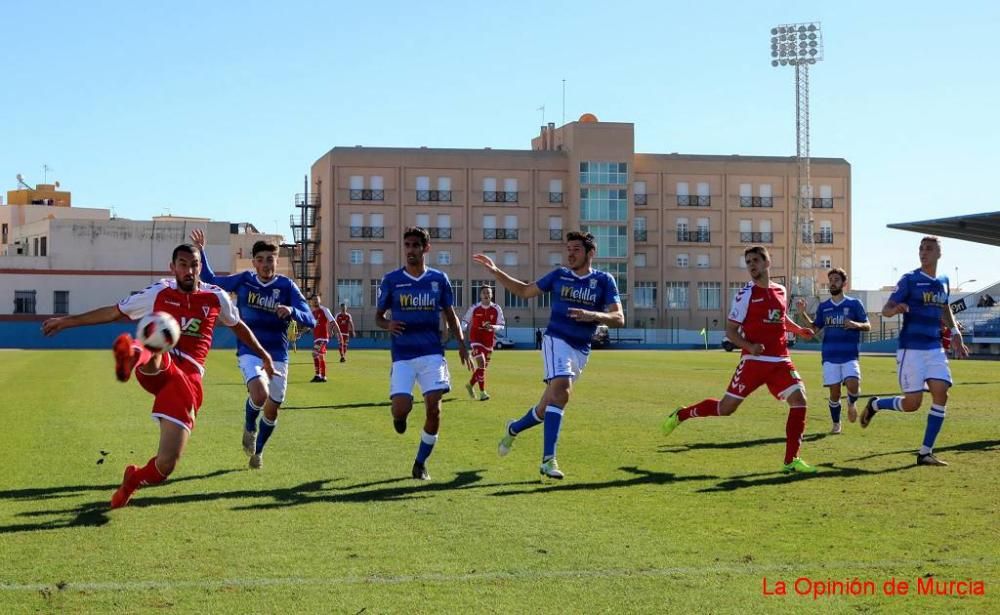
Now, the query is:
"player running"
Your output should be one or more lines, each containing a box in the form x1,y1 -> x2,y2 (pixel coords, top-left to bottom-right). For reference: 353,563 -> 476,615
461,286 -> 505,401
309,295 -> 335,382
41,243 -> 274,508
661,245 -> 818,474
334,303 -> 356,363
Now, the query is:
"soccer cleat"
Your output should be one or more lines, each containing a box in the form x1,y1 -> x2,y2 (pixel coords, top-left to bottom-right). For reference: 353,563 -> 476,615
860,397 -> 878,429
112,334 -> 139,383
393,418 -> 407,434
830,422 -> 843,435
339,357 -> 346,363
539,458 -> 565,480
110,464 -> 139,509
661,408 -> 682,437
249,453 -> 263,470
847,401 -> 858,423
479,391 -> 490,401
917,452 -> 948,467
412,461 -> 430,481
498,420 -> 516,457
465,383 -> 476,399
781,458 -> 817,474
310,375 -> 324,383
242,429 -> 257,456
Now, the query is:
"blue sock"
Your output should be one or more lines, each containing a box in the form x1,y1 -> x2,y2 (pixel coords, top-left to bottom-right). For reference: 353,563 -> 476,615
920,405 -> 946,454
255,417 -> 276,454
416,430 -> 438,464
542,405 -> 564,460
509,406 -> 543,435
245,398 -> 262,432
875,396 -> 903,411
828,400 -> 842,423
847,393 -> 860,406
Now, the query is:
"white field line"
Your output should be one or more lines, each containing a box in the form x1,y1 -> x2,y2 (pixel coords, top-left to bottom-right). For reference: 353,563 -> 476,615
1,558 -> 996,592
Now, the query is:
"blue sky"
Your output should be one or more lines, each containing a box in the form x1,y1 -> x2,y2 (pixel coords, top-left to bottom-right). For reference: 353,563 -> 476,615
4,0 -> 998,291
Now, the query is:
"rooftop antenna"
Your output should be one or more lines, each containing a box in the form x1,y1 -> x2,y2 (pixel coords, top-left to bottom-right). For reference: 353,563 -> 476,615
537,105 -> 545,125
43,164 -> 53,183
561,79 -> 566,125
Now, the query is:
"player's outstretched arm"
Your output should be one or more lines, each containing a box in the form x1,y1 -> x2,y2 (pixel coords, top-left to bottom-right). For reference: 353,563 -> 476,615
230,321 -> 276,376
189,229 -> 242,291
41,305 -> 128,336
784,314 -> 814,338
472,254 -> 542,299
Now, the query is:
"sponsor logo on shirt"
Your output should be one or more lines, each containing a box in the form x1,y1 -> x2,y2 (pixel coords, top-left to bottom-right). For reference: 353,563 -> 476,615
922,291 -> 948,307
399,292 -> 437,310
560,285 -> 599,304
247,290 -> 280,313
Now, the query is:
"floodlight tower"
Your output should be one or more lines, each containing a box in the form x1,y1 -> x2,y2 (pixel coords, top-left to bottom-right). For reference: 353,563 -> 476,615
771,22 -> 823,299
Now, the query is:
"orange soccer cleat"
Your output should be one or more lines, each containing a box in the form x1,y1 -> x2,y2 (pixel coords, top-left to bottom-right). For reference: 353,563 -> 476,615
113,334 -> 140,383
110,464 -> 139,509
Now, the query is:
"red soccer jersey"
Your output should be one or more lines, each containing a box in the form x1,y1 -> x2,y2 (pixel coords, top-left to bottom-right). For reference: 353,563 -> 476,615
462,302 -> 505,350
335,312 -> 354,335
312,306 -> 334,341
117,279 -> 240,373
727,281 -> 789,361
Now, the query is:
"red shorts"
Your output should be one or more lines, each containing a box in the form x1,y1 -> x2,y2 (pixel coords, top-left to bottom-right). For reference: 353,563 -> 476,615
136,353 -> 204,431
338,333 -> 350,349
726,358 -> 804,401
313,340 -> 328,355
471,345 -> 492,367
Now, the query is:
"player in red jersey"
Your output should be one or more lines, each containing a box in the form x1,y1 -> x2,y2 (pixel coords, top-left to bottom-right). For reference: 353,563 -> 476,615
309,294 -> 334,382
41,243 -> 274,509
335,303 -> 356,363
660,245 -> 818,474
461,286 -> 505,401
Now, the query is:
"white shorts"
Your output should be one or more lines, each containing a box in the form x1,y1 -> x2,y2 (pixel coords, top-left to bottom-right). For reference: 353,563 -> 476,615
238,354 -> 289,404
822,360 -> 862,387
541,334 -> 589,383
390,354 -> 451,398
897,347 -> 952,394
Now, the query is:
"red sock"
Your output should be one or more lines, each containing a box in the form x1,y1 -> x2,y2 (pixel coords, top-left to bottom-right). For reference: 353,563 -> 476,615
319,356 -> 326,377
133,456 -> 168,488
313,354 -> 320,375
678,399 -> 720,422
477,368 -> 487,390
784,406 -> 807,464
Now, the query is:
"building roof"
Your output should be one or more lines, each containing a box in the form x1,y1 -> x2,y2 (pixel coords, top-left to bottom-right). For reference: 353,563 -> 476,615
887,211 -> 1000,247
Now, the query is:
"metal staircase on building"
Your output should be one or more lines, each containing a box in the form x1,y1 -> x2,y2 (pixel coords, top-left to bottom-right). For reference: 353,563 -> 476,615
290,181 -> 320,298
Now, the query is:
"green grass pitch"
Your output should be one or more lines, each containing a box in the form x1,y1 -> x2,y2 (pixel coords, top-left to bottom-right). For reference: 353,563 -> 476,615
1,348 -> 997,613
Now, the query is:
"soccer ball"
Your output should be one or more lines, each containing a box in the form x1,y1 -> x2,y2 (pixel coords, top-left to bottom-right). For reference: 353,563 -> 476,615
136,312 -> 181,352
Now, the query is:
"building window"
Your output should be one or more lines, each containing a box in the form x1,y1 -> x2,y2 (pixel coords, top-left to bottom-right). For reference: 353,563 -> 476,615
471,279 -> 494,305
451,279 -> 464,308
537,292 -> 551,309
40,236 -> 47,256
698,282 -> 722,310
503,251 -> 518,266
677,182 -> 690,197
33,237 -> 39,256
349,249 -> 363,265
580,161 -> 628,185
1,223 -> 7,244
370,249 -> 384,266
634,181 -> 647,206
580,188 -> 628,221
549,216 -> 563,241
437,251 -> 451,265
503,178 -> 519,203
505,288 -> 528,309
53,290 -> 69,314
696,254 -> 710,269
548,252 -> 561,266
336,279 -> 363,307
580,225 -> 627,258
728,282 -> 746,308
370,279 -> 380,306
350,176 -> 364,190
548,179 -> 563,203
14,290 -> 37,314
818,221 -> 833,243
676,253 -> 689,268
634,216 -> 647,242
349,175 -> 384,201
634,282 -> 657,308
593,260 -> 627,293
635,253 -> 647,267
664,282 -> 689,309
819,256 -> 832,269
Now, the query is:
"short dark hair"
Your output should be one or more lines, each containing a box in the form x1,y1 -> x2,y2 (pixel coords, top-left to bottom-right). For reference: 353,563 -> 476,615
566,231 -> 596,253
252,240 -> 279,256
172,243 -> 200,262
921,235 -> 941,246
339,302 -> 347,308
828,267 -> 848,283
744,245 -> 770,261
403,226 -> 430,247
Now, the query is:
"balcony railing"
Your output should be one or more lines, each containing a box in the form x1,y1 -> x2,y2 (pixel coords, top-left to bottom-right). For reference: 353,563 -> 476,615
739,196 -> 774,208
634,193 -> 648,206
740,231 -> 774,243
634,229 -> 648,242
484,228 -> 519,240
416,190 -> 452,202
677,195 -> 711,207
802,232 -> 834,244
548,191 -> 563,203
549,229 -> 564,240
811,197 -> 834,209
427,227 -> 452,239
677,230 -> 711,243
483,191 -> 519,203
349,189 -> 385,201
349,226 -> 386,239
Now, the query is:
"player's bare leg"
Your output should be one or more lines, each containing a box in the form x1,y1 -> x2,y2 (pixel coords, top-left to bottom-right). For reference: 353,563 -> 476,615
111,419 -> 188,509
844,377 -> 861,423
391,394 -> 413,434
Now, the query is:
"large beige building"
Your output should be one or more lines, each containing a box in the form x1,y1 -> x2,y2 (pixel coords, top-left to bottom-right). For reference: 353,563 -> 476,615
309,116 -> 850,332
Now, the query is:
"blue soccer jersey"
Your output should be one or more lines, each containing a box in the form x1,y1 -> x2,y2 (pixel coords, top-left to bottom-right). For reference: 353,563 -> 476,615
200,254 -> 315,363
377,267 -> 454,362
812,296 -> 868,364
890,269 -> 950,350
536,267 -> 621,353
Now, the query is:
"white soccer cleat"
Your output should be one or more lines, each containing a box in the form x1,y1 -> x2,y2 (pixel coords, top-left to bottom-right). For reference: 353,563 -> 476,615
498,420 -> 516,457
249,453 -> 263,470
242,430 -> 257,456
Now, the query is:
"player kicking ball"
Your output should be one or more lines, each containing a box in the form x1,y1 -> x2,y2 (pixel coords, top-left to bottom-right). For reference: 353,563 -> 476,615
42,243 -> 274,508
661,245 -> 818,474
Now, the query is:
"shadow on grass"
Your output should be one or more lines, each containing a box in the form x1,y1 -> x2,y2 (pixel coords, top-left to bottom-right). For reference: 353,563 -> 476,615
842,439 -> 1000,463
283,397 -> 458,411
696,462 -> 917,493
488,466 -> 717,497
658,432 -> 829,454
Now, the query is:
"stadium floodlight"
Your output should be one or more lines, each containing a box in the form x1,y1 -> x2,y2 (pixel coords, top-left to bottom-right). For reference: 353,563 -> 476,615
771,21 -> 824,299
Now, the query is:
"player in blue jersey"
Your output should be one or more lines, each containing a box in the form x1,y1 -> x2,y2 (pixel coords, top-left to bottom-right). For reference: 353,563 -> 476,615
376,227 -> 472,481
795,268 -> 870,434
860,236 -> 969,466
474,231 -> 623,480
190,229 -> 316,469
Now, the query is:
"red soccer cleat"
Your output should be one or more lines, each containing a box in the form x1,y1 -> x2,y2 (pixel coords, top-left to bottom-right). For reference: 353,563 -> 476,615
110,464 -> 139,509
113,334 -> 139,383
